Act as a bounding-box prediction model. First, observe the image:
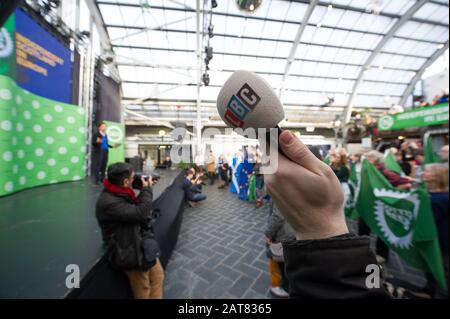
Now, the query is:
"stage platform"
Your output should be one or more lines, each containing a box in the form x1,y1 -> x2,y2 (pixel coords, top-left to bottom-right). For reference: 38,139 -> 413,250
0,169 -> 180,299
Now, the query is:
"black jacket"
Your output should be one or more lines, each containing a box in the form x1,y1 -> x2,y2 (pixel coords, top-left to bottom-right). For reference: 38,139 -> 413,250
92,131 -> 112,153
96,187 -> 153,246
332,165 -> 350,183
283,233 -> 391,298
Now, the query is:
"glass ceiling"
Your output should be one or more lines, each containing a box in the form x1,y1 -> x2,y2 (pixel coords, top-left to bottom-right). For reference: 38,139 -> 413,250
95,0 -> 449,125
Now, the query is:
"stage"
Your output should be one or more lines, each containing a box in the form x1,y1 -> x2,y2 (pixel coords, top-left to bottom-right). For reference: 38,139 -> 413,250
0,169 -> 180,298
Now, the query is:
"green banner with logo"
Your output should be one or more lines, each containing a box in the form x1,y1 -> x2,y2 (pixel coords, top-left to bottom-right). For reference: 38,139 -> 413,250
378,103 -> 449,131
104,120 -> 125,166
0,75 -> 86,196
356,159 -> 447,291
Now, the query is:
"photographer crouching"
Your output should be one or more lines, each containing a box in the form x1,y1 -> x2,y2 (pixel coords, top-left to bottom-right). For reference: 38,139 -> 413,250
95,163 -> 164,299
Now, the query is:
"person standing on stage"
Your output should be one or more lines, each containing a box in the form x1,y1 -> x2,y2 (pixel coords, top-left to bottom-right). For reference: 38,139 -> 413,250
92,122 -> 114,185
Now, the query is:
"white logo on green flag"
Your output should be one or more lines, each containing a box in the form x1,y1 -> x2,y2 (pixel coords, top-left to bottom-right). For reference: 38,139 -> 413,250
357,159 -> 447,291
374,189 -> 419,249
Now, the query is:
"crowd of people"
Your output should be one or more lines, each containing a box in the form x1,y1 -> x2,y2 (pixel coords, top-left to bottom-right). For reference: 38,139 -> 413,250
184,139 -> 449,299
324,141 -> 449,298
418,88 -> 449,108
94,132 -> 448,299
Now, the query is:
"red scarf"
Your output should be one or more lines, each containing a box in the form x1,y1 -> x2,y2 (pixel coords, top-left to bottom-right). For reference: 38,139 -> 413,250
103,179 -> 138,203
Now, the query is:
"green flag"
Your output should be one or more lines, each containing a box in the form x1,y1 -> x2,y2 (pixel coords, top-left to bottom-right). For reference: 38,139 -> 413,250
344,163 -> 359,220
356,160 -> 447,291
383,150 -> 404,175
247,174 -> 257,202
424,135 -> 441,164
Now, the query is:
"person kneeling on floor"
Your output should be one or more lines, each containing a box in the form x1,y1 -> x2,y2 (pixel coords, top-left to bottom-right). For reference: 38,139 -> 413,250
96,162 -> 164,299
183,168 -> 207,207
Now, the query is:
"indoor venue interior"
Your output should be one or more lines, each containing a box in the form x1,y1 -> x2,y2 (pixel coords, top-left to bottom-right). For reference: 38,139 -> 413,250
0,0 -> 448,301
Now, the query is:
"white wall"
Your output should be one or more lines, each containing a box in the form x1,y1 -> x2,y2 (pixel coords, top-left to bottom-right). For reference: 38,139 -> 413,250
346,143 -> 364,154
125,142 -> 139,158
423,68 -> 449,101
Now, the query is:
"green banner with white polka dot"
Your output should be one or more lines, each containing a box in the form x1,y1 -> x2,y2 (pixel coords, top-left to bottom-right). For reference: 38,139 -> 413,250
0,75 -> 86,196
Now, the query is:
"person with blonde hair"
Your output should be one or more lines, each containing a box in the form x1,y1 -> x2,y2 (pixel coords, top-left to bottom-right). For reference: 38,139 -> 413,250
439,145 -> 449,163
329,151 -> 350,184
421,163 -> 449,297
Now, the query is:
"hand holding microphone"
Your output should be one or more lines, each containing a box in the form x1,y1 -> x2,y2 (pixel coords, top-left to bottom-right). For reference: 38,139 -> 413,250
216,70 -> 286,157
265,130 -> 348,240
217,70 -> 347,240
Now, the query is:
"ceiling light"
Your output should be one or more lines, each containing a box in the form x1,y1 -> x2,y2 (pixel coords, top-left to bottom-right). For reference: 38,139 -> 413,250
236,0 -> 262,12
158,130 -> 166,136
378,65 -> 383,70
328,4 -> 333,10
202,73 -> 210,86
317,23 -> 322,28
208,24 -> 214,38
306,126 -> 315,132
437,43 -> 445,49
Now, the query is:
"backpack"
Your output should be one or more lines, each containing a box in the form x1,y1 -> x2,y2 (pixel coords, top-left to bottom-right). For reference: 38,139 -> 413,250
108,223 -> 144,271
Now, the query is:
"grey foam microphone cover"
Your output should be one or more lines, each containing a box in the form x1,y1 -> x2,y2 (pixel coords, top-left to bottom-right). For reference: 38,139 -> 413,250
216,70 -> 285,131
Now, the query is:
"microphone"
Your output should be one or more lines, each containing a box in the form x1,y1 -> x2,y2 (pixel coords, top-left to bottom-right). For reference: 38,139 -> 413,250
216,70 -> 286,156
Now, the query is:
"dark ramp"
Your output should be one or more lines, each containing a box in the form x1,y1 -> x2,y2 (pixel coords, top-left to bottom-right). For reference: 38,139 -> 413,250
65,171 -> 185,299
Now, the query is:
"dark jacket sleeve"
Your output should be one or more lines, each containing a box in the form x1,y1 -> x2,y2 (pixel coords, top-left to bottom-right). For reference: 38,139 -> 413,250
92,132 -> 101,146
334,166 -> 350,182
283,233 -> 391,299
100,188 -> 153,224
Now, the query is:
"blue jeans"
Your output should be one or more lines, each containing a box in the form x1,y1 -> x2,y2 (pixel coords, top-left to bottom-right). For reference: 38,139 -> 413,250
190,193 -> 207,202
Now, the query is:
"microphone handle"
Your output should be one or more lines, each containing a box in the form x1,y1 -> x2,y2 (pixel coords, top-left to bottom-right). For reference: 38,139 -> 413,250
265,125 -> 287,158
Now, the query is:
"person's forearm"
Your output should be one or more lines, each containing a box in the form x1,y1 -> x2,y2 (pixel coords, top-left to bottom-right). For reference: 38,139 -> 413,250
283,234 -> 391,299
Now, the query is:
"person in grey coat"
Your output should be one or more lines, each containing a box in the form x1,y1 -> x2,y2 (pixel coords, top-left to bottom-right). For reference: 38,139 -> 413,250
265,201 -> 296,298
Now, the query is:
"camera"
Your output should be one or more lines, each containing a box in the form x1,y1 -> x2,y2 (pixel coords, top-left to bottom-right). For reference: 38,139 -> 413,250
132,173 -> 161,189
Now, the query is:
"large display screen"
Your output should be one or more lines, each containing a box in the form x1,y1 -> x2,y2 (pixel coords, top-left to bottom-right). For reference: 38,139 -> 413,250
0,8 -> 73,103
